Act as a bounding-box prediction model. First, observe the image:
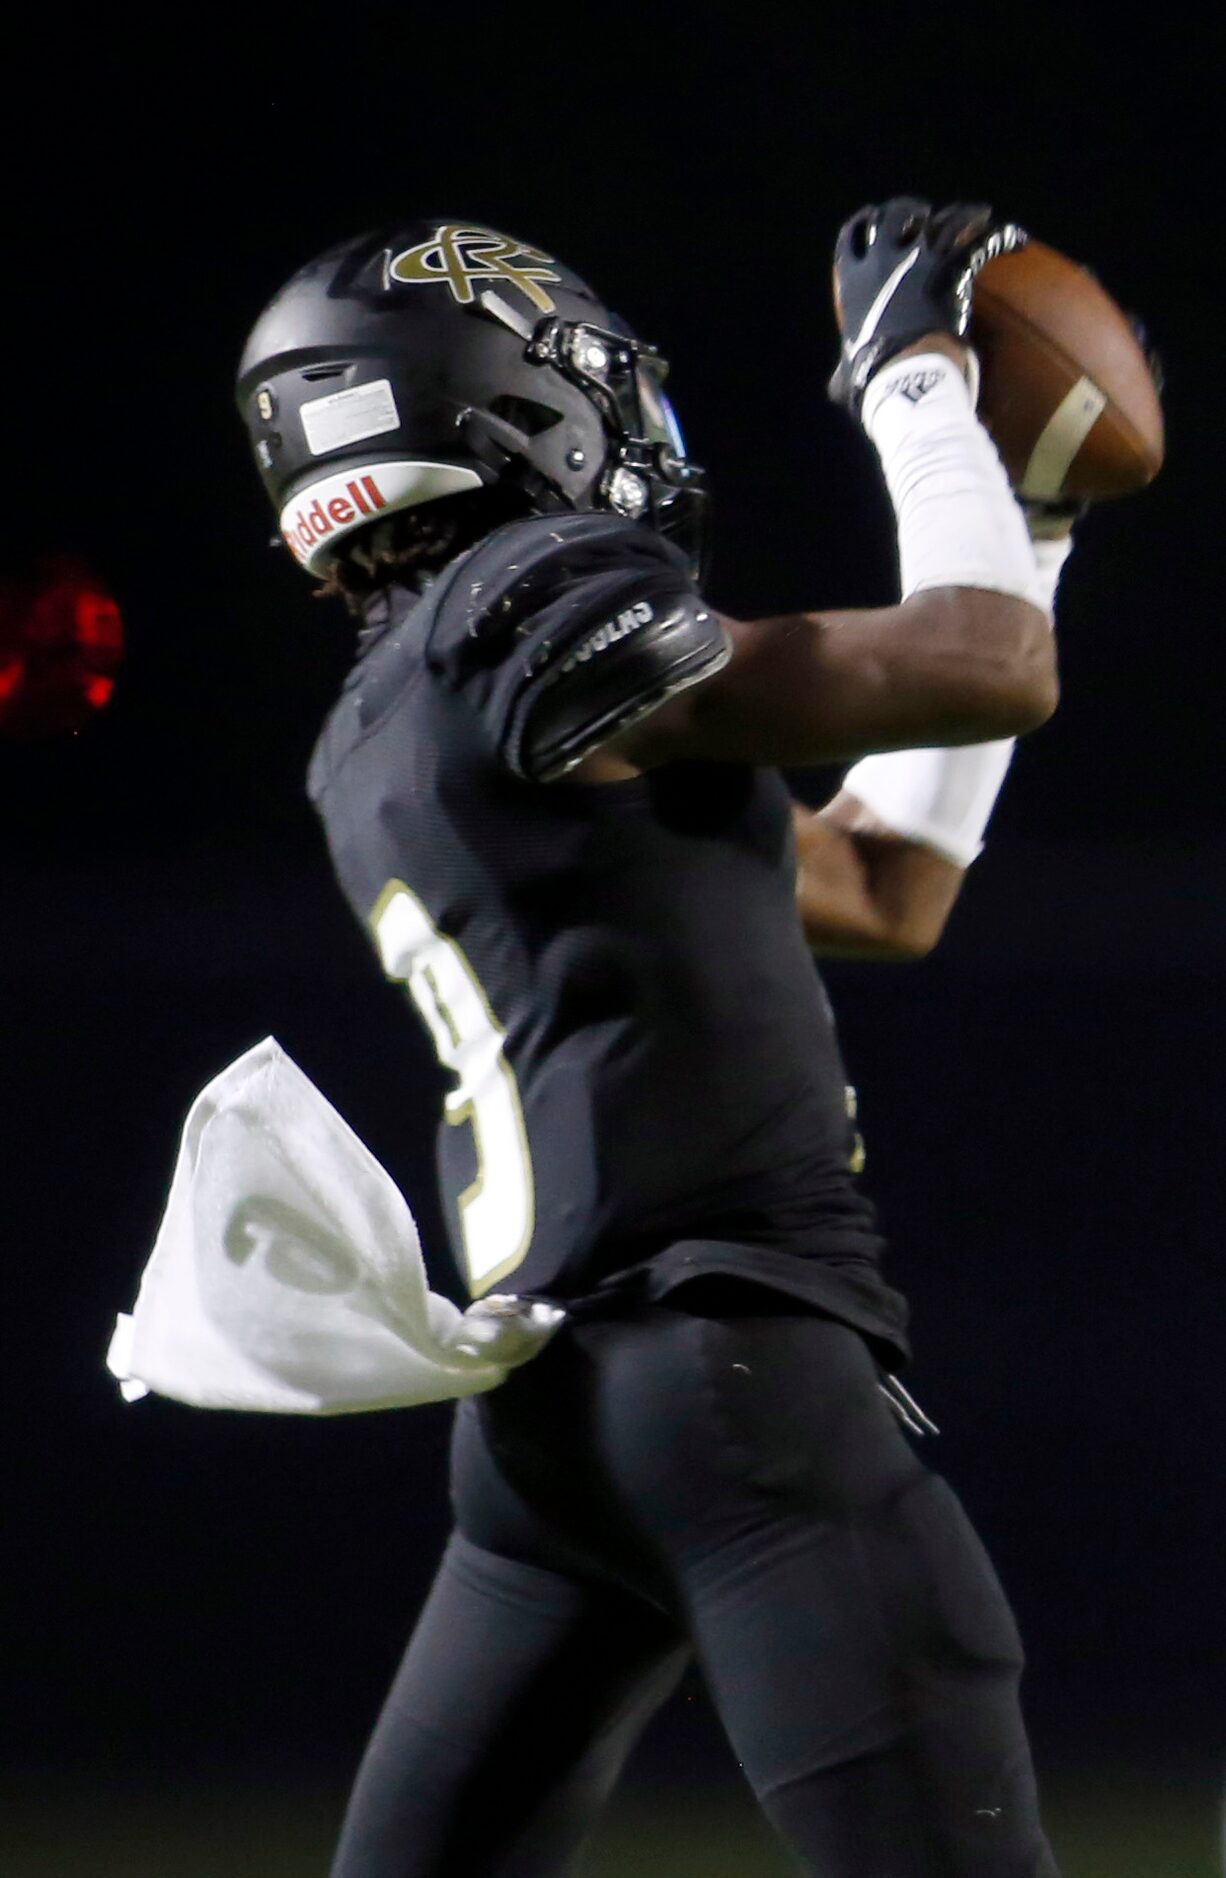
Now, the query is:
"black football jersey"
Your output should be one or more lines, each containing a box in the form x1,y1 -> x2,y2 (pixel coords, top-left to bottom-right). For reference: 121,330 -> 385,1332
307,512 -> 909,1360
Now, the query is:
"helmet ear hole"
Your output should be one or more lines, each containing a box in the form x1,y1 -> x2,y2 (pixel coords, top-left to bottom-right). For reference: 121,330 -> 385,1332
488,394 -> 563,438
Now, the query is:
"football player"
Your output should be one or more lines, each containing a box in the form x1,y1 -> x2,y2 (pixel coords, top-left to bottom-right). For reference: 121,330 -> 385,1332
238,203 -> 1071,1875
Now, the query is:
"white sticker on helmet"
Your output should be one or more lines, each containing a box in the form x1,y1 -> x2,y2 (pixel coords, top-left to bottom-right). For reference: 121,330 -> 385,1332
301,378 -> 401,457
280,460 -> 483,572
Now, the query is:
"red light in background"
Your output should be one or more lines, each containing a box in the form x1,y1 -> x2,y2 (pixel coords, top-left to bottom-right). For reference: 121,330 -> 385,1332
0,559 -> 124,738
74,588 -> 124,653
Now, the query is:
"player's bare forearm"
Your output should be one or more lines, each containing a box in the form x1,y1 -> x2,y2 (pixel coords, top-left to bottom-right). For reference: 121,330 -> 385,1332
792,792 -> 967,960
592,326 -> 1056,779
612,586 -> 1057,774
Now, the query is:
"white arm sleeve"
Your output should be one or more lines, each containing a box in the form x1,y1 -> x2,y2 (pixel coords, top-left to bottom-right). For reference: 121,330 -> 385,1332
840,738 -> 1017,868
861,351 -> 1047,608
840,418 -> 1076,867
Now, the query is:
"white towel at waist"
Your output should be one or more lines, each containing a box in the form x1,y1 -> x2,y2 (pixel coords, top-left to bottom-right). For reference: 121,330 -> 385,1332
106,1037 -> 563,1415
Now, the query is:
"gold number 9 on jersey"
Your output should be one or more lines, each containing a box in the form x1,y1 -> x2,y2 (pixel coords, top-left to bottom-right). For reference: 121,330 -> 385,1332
372,881 -> 535,1296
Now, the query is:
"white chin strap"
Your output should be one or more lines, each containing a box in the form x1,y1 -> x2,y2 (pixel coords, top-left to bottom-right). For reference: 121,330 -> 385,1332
279,461 -> 484,575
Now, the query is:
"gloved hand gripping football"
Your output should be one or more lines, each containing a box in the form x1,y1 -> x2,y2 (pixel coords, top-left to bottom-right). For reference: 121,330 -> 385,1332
828,196 -> 1027,413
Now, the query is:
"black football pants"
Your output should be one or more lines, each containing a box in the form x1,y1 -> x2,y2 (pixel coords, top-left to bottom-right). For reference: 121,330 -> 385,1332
331,1294 -> 1060,1876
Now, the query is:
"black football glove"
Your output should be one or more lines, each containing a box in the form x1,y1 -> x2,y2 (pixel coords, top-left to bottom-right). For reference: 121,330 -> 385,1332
829,197 -> 1027,413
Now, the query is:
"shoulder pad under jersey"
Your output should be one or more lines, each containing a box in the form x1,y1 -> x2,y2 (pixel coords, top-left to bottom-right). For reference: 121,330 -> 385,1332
424,512 -> 728,780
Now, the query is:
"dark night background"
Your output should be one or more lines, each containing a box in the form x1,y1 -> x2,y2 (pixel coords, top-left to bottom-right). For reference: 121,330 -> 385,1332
2,7 -> 1221,1872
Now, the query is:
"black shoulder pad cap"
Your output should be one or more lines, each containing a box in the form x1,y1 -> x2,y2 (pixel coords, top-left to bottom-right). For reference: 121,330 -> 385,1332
424,511 -> 694,683
423,512 -> 729,780
511,587 -> 730,781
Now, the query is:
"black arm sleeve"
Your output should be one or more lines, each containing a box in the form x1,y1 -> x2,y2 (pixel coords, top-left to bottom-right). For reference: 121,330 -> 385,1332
423,512 -> 729,781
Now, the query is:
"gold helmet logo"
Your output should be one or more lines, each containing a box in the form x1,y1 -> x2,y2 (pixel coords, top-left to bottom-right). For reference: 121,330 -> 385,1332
389,225 -> 561,313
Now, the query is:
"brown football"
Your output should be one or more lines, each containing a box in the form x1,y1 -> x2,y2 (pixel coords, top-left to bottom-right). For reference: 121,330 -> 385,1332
969,239 -> 1164,501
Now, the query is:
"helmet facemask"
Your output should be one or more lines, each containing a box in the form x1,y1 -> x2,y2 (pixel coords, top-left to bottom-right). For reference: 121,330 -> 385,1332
474,294 -> 710,581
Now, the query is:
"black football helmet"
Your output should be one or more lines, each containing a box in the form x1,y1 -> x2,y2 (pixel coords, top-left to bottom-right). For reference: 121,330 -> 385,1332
236,220 -> 708,580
